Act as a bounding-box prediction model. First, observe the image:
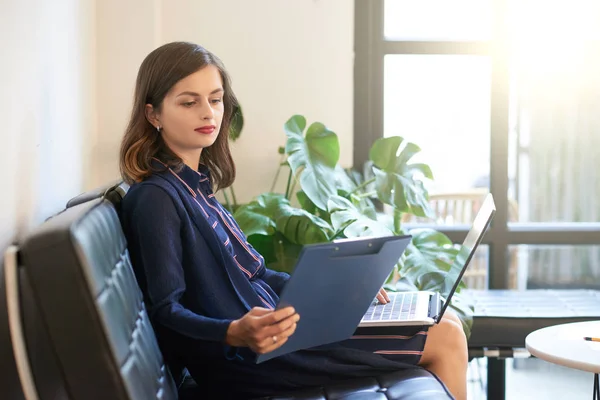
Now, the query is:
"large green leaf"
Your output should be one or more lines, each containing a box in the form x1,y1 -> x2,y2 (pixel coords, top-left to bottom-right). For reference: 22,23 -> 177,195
402,229 -> 471,297
233,193 -> 286,236
229,104 -> 244,141
328,196 -> 393,238
284,115 -> 339,211
296,190 -> 317,214
333,165 -> 358,195
369,137 -> 435,218
235,191 -> 332,245
275,203 -> 333,245
254,232 -> 303,274
402,229 -> 458,274
247,233 -> 277,265
334,166 -> 377,219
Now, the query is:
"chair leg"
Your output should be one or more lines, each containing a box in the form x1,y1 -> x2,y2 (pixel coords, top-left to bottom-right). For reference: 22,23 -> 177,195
487,358 -> 506,400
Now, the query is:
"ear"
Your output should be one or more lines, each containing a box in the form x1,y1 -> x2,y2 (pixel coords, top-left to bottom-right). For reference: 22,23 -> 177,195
145,104 -> 161,130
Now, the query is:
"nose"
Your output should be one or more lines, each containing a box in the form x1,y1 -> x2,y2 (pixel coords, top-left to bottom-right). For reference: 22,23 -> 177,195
200,98 -> 215,120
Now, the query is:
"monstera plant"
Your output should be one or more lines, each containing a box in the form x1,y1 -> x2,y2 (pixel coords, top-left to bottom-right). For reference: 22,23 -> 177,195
230,115 -> 474,337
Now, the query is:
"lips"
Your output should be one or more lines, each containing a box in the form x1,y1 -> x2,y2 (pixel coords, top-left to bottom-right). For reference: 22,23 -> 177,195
195,126 -> 215,134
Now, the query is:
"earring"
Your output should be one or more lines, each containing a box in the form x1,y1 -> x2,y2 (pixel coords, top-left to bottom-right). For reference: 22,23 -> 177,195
156,126 -> 161,132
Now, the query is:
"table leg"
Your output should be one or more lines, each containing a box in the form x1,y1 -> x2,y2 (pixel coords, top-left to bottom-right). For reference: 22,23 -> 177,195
594,373 -> 598,400
487,358 -> 506,400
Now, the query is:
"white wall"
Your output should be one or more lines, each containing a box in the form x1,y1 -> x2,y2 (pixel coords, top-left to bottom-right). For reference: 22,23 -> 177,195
93,0 -> 355,203
93,0 -> 162,187
0,0 -> 95,250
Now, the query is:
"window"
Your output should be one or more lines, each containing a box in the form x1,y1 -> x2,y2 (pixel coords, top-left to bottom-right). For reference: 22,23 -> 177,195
354,0 -> 600,291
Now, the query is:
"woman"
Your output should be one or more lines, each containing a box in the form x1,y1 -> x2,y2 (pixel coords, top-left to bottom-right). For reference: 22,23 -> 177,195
119,41 -> 468,400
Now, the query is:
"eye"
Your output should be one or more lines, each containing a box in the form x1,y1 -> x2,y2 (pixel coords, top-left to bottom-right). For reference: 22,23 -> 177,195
182,101 -> 196,107
210,98 -> 223,104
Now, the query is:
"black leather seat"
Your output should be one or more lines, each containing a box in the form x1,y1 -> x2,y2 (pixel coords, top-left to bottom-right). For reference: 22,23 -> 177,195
468,289 -> 600,349
6,183 -> 452,399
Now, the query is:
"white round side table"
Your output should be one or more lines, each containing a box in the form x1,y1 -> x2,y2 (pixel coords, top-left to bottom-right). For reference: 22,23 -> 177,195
526,321 -> 600,399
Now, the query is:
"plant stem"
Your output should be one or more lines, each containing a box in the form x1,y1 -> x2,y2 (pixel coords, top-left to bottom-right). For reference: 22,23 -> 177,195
354,190 -> 377,199
289,175 -> 298,200
393,207 -> 402,234
284,170 -> 293,200
349,177 -> 376,195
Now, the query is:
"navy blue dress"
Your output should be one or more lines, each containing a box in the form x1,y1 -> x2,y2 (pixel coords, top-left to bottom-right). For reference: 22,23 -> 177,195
121,159 -> 428,398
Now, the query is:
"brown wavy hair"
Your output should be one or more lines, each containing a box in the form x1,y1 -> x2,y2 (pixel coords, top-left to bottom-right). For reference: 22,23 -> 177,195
119,42 -> 237,191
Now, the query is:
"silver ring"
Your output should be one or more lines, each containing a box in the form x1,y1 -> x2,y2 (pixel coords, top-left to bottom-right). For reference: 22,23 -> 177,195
272,336 -> 278,344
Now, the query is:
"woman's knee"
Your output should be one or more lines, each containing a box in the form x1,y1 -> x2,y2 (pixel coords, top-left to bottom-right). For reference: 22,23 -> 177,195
442,310 -> 463,329
437,317 -> 467,348
420,315 -> 468,366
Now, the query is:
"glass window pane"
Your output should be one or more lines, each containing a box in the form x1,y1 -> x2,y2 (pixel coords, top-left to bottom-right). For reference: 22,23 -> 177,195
384,55 -> 491,195
508,0 -> 600,41
384,0 -> 492,41
509,245 -> 600,290
508,40 -> 600,222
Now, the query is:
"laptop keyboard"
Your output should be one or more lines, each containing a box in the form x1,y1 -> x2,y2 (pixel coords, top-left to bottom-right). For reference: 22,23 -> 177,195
362,292 -> 417,322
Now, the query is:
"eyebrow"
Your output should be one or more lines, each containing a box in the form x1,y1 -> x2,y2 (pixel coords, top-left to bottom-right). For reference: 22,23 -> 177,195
176,88 -> 224,97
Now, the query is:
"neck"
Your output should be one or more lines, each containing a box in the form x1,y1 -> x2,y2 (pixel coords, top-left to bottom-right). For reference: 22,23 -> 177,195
179,149 -> 202,171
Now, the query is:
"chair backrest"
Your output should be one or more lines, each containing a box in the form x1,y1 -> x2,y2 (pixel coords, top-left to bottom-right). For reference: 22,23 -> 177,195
65,180 -> 128,209
15,186 -> 178,400
403,188 -> 519,225
65,182 -> 189,388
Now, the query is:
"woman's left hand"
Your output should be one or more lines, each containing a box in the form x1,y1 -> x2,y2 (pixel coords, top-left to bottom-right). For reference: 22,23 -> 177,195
376,287 -> 390,304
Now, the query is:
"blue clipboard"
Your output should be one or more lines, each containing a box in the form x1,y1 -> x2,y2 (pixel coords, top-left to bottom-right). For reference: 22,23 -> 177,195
255,234 -> 412,363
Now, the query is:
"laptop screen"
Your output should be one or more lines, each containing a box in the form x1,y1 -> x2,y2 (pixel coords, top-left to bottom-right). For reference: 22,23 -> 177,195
437,193 -> 496,321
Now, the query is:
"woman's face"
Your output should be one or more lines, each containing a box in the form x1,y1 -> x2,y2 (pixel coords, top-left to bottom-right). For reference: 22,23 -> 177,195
148,65 -> 225,163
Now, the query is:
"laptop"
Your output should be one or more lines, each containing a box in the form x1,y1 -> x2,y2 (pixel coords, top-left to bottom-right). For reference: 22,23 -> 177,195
358,193 -> 496,327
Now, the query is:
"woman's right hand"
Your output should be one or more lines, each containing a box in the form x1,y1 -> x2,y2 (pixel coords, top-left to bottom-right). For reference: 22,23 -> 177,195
225,306 -> 300,354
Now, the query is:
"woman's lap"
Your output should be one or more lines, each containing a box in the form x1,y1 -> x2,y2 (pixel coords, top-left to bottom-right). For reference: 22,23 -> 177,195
339,324 -> 430,365
183,325 -> 430,397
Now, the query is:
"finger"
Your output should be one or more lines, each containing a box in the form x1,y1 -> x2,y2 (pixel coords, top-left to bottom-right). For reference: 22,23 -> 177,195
277,320 -> 298,339
380,288 -> 390,302
259,313 -> 300,340
254,319 -> 299,354
259,306 -> 296,326
256,330 -> 283,351
376,292 -> 388,304
248,307 -> 274,316
254,334 -> 290,354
